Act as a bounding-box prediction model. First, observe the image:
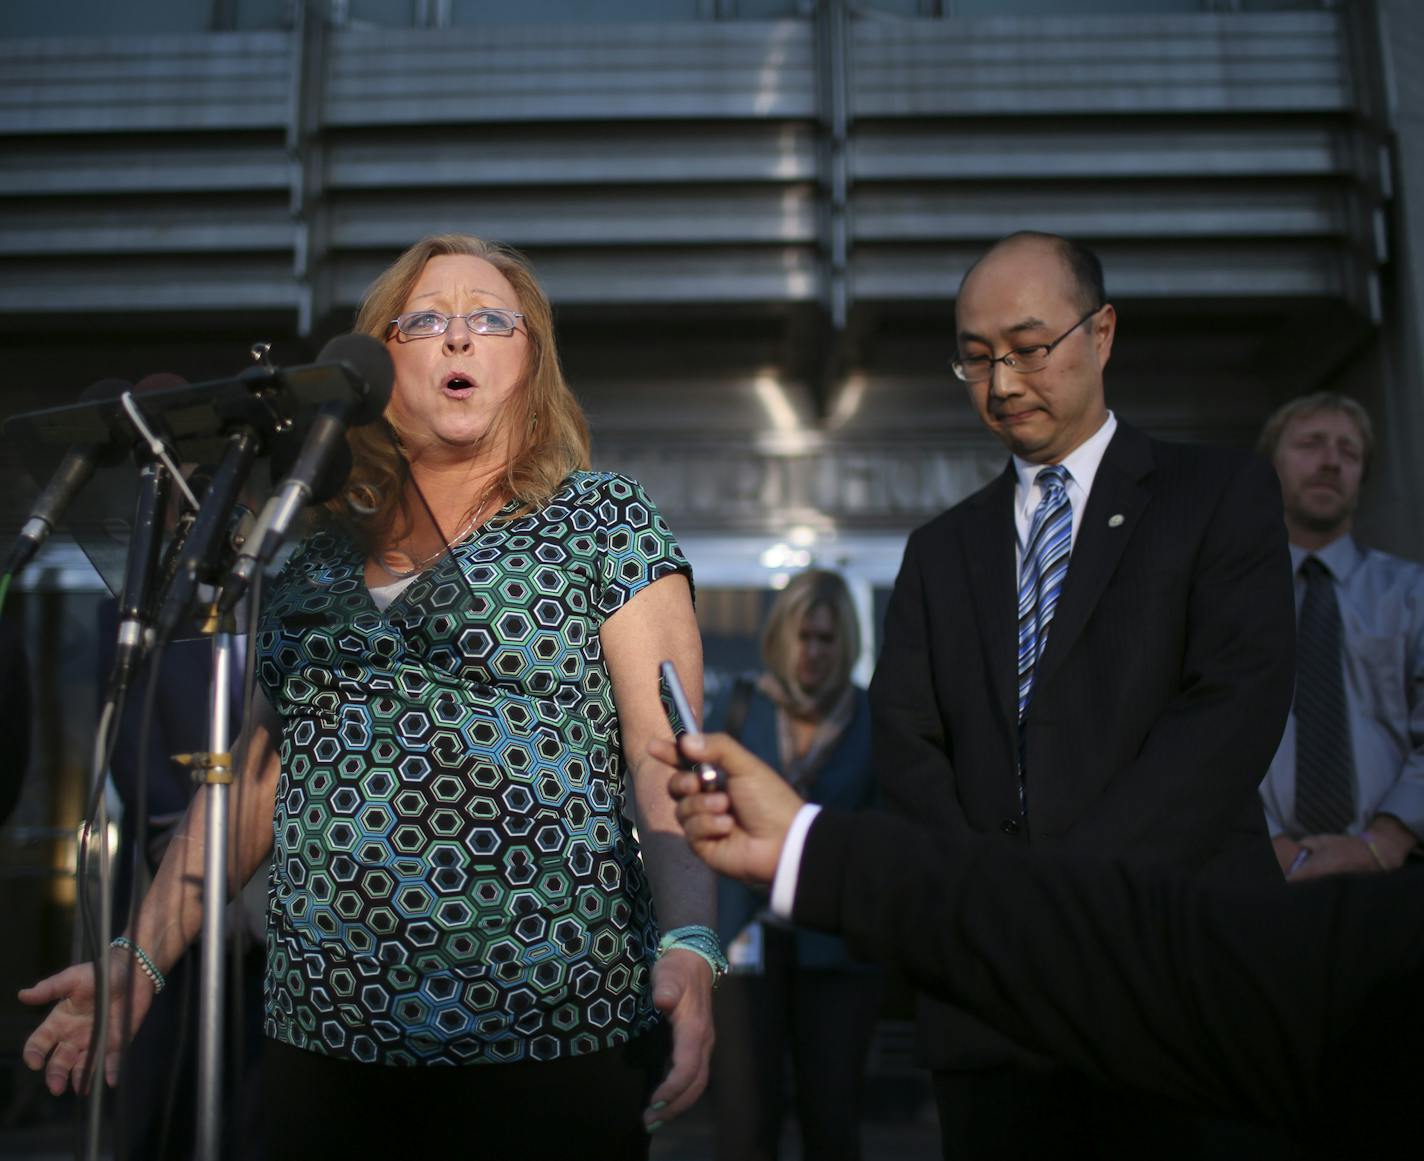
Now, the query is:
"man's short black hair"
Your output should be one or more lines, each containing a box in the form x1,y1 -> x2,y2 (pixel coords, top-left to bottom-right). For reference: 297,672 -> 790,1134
961,231 -> 1107,314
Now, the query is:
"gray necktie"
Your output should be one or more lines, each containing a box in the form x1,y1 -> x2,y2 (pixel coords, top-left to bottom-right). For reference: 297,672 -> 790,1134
1293,556 -> 1355,834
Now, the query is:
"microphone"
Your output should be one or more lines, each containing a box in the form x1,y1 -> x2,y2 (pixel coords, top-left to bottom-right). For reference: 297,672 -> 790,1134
155,428 -> 262,643
106,461 -> 172,698
105,373 -> 200,695
151,466 -> 214,615
216,334 -> 393,615
4,379 -> 132,578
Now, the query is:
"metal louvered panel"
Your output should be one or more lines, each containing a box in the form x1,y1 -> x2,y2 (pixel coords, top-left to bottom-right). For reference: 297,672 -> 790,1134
853,184 -> 1345,242
850,121 -> 1348,181
326,187 -> 820,248
0,199 -> 296,256
5,138 -> 291,195
0,33 -> 293,133
330,246 -> 825,307
325,124 -> 820,188
849,12 -> 1350,117
0,254 -> 303,312
0,4 -> 1400,548
851,239 -> 1347,300
322,21 -> 819,125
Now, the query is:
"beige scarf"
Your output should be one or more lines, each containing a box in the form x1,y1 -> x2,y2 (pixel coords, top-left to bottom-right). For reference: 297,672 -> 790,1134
756,673 -> 856,796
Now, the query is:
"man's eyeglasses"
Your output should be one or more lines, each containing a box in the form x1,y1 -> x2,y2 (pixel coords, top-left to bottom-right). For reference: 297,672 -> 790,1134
951,306 -> 1104,383
388,308 -> 525,339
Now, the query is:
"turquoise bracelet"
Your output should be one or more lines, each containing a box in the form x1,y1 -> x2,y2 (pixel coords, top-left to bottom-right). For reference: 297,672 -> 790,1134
111,935 -> 166,994
657,924 -> 728,988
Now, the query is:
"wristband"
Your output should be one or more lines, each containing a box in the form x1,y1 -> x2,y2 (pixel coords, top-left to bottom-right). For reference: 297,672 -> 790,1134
111,935 -> 166,994
1359,830 -> 1390,871
657,924 -> 728,988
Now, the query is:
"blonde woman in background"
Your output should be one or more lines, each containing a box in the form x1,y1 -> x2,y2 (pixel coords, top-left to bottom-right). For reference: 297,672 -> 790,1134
708,569 -> 881,1161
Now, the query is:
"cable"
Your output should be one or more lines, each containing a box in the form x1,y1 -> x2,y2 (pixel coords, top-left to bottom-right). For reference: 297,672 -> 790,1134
76,693 -> 121,1161
119,638 -> 169,1161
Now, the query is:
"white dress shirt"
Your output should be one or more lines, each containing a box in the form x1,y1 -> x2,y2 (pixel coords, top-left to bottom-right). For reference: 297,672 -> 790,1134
1012,411 -> 1117,572
770,803 -> 822,920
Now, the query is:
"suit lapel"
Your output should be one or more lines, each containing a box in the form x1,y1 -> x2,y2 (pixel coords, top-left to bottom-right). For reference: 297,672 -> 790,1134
1032,423 -> 1154,692
959,464 -> 1019,728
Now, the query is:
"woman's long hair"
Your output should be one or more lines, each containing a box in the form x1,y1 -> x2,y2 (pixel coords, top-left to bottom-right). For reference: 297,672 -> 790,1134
332,234 -> 590,551
760,569 -> 861,715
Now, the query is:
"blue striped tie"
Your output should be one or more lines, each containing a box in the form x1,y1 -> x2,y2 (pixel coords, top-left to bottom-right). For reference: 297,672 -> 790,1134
1017,465 -> 1072,722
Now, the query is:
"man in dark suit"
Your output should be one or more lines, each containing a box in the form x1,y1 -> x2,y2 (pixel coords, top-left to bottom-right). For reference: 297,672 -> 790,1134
874,232 -> 1295,1155
656,731 -> 1421,1156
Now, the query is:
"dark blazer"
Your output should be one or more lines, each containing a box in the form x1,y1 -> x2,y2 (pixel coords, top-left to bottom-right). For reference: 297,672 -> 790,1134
793,807 -> 1423,1151
711,685 -> 877,970
872,421 -> 1295,1069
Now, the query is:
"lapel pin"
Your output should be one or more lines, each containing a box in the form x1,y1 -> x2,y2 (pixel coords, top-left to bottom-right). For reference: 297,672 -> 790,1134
1108,514 -> 1125,528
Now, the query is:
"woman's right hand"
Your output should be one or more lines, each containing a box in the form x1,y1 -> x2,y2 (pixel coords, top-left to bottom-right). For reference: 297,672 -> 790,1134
18,948 -> 157,1095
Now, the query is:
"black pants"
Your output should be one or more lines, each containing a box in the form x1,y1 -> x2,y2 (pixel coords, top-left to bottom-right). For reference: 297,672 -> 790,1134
711,925 -> 882,1161
260,1023 -> 669,1161
932,1066 -> 1202,1161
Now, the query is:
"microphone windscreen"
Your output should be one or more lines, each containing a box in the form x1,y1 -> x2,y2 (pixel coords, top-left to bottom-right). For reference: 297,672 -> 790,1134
315,333 -> 395,425
74,379 -> 135,466
133,372 -> 189,395
79,378 -> 134,403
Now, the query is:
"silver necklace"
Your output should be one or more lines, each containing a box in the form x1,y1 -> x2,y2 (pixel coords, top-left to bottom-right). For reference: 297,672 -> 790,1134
377,483 -> 500,580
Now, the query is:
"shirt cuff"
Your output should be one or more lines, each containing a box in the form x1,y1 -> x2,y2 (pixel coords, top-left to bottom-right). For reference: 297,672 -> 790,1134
770,803 -> 822,920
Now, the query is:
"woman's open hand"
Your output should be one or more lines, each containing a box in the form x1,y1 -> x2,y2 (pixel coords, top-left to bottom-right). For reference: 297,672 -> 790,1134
19,949 -> 157,1095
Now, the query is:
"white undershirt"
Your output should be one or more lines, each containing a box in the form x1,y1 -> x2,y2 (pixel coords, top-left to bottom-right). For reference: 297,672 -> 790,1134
368,574 -> 419,611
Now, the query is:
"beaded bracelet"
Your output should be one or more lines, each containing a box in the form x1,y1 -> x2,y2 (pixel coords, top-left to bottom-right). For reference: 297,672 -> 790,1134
657,924 -> 729,988
1359,830 -> 1390,872
111,936 -> 166,995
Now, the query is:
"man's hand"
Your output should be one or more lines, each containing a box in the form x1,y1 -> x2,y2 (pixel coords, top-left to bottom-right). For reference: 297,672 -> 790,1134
651,732 -> 805,887
1273,834 -> 1305,877
643,950 -> 713,1130
1290,814 -> 1418,880
1288,833 -> 1376,880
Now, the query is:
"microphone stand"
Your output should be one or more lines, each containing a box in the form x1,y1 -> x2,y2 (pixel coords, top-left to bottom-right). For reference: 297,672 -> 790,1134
86,454 -> 172,1161
193,613 -> 237,1161
152,423 -> 261,1161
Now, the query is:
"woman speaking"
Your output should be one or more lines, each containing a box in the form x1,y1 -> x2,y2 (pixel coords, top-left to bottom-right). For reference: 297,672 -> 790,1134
22,235 -> 719,1160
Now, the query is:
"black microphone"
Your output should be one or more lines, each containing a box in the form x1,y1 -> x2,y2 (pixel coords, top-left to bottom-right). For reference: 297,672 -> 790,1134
155,428 -> 262,643
4,379 -> 132,578
106,460 -> 172,699
104,372 -> 203,696
217,334 -> 393,615
151,465 -> 213,608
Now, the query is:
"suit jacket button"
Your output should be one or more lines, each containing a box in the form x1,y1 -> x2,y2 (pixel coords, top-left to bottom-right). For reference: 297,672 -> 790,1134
999,818 -> 1020,835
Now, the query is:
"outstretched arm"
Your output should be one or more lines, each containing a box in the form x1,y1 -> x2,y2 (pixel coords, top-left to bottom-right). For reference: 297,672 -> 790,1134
19,693 -> 282,1095
662,731 -> 1424,1144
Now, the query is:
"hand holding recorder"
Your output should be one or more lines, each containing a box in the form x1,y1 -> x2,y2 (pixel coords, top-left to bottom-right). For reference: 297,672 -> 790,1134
658,660 -> 725,792
650,729 -> 805,888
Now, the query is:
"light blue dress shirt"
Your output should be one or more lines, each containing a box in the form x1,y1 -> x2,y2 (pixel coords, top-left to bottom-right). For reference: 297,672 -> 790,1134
1259,536 -> 1424,840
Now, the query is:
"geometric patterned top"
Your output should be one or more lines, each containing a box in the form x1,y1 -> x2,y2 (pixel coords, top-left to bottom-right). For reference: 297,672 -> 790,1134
256,471 -> 692,1066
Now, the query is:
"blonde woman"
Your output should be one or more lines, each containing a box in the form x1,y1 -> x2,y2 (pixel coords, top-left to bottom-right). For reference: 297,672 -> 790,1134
22,236 -> 718,1160
709,569 -> 881,1161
